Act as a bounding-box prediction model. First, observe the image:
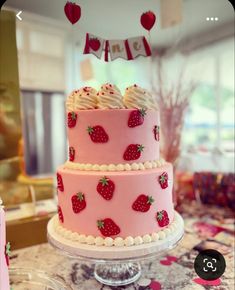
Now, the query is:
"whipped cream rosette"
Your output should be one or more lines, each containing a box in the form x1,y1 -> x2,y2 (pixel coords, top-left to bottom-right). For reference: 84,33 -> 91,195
66,87 -> 98,111
97,83 -> 125,109
124,84 -> 158,110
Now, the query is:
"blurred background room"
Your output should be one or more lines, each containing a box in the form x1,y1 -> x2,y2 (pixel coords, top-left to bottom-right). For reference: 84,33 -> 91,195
0,0 -> 234,253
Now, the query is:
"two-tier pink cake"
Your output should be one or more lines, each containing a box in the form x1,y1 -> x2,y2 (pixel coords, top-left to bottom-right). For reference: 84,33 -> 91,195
54,84 -> 177,247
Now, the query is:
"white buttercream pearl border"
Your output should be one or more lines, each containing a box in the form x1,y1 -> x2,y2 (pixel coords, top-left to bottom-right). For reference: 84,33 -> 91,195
53,213 -> 180,247
64,159 -> 166,172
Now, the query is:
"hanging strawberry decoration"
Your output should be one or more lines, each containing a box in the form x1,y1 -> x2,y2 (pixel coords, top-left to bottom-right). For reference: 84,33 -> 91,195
64,1 -> 81,25
140,11 -> 156,31
159,172 -> 168,189
5,242 -> 11,267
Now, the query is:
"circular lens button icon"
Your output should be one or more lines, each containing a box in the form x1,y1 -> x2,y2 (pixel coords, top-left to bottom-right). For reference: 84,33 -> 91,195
194,249 -> 226,280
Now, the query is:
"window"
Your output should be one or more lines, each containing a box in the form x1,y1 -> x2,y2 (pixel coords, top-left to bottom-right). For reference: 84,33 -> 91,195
183,38 -> 234,152
15,13 -> 68,175
21,91 -> 66,175
16,15 -> 66,91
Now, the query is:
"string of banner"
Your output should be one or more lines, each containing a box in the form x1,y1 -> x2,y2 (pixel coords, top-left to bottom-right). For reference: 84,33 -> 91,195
64,1 -> 156,62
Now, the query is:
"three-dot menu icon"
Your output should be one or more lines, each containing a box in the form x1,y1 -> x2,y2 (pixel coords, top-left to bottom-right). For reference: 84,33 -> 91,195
206,17 -> 219,21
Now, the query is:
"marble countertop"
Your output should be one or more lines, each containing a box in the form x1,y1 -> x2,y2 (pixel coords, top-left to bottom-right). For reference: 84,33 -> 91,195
10,205 -> 234,290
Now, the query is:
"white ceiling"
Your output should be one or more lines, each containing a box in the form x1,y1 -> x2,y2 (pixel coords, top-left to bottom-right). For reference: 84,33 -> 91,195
4,0 -> 234,48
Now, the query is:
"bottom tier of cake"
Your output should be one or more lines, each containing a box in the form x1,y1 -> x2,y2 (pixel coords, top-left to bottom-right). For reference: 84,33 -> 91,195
57,162 -> 174,243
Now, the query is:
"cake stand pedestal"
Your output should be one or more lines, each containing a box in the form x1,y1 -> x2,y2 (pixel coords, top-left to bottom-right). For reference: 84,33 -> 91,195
47,211 -> 184,287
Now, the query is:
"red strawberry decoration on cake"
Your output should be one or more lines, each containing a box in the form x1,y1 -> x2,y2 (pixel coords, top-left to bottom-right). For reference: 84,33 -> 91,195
132,194 -> 154,212
159,172 -> 168,189
71,192 -> 86,213
97,176 -> 115,200
69,146 -> 75,161
87,126 -> 109,143
128,109 -> 146,127
156,210 -> 169,227
58,206 -> 64,223
67,111 -> 77,128
5,242 -> 11,267
97,218 -> 120,237
89,38 -> 101,51
123,144 -> 144,161
57,173 -> 64,192
153,125 -> 160,141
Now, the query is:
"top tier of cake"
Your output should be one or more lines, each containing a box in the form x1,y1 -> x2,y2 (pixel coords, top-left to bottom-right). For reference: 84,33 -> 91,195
65,84 -> 160,166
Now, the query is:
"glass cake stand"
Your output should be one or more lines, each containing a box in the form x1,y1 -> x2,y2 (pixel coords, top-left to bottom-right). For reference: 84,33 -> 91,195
47,211 -> 184,287
9,268 -> 72,290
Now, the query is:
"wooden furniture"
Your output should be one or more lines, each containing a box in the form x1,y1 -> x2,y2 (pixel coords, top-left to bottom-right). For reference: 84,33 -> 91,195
6,213 -> 54,250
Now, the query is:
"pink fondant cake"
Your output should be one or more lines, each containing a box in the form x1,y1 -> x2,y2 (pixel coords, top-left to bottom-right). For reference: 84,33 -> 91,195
56,84 -> 175,247
0,199 -> 10,290
67,109 -> 160,164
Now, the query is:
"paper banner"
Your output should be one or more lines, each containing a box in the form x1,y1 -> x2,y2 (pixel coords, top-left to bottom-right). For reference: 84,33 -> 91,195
83,33 -> 106,59
128,36 -> 151,58
109,39 -> 128,61
84,33 -> 151,62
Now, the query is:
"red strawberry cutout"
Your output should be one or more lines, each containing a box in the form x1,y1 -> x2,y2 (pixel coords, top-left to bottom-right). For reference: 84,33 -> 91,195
58,206 -> 64,223
153,125 -> 160,141
57,173 -> 64,192
71,192 -> 86,214
193,278 -> 221,286
160,255 -> 178,266
132,194 -> 154,212
149,280 -> 162,290
128,109 -> 146,128
167,255 -> 178,262
87,126 -> 109,143
156,210 -> 169,227
140,11 -> 156,31
159,172 -> 168,189
97,218 -> 120,237
89,38 -> 101,51
64,2 -> 81,25
123,144 -> 144,161
160,259 -> 172,266
68,112 -> 77,128
69,147 -> 75,161
5,242 -> 11,267
97,176 -> 115,200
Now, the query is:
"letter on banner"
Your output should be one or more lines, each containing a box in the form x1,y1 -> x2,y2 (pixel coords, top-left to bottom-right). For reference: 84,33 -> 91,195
128,36 -> 151,58
109,40 -> 127,61
83,33 -> 151,61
